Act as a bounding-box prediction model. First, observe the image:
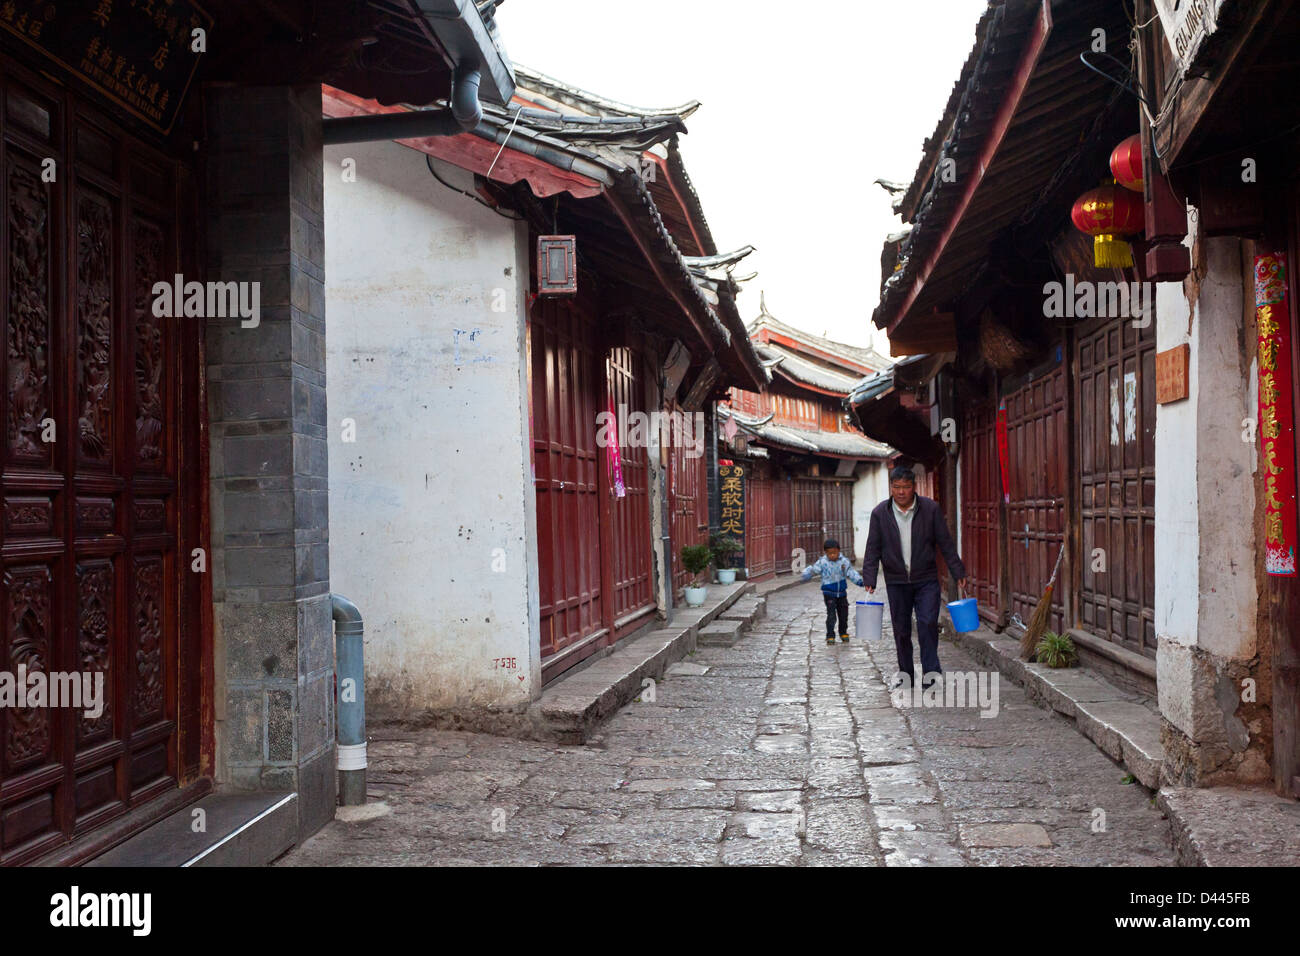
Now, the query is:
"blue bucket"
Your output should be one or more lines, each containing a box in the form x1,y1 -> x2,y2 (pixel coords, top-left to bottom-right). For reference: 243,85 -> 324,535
947,597 -> 979,633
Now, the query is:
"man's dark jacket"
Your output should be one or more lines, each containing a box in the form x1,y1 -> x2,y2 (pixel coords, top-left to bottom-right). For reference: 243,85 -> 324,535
862,495 -> 966,588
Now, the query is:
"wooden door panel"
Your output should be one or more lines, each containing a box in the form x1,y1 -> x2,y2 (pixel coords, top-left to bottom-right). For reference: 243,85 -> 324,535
960,399 -> 1001,615
1076,313 -> 1157,656
1,77 -> 200,864
824,482 -> 854,558
747,477 -> 774,579
606,347 -> 652,624
773,479 -> 792,573
793,479 -> 821,564
531,299 -> 603,659
1005,366 -> 1067,634
669,423 -> 707,595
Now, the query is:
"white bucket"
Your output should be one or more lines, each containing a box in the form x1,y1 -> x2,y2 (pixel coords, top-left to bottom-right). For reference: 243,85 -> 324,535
855,599 -> 885,641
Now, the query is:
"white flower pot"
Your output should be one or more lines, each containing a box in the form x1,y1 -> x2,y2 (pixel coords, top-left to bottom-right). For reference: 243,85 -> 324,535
684,585 -> 707,607
717,569 -> 737,584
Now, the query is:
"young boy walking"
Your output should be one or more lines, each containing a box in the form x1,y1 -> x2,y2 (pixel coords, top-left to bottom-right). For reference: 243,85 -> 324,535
801,538 -> 865,645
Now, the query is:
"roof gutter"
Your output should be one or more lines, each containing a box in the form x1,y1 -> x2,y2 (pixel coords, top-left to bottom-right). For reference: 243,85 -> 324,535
323,0 -> 515,145
415,0 -> 515,105
323,62 -> 484,144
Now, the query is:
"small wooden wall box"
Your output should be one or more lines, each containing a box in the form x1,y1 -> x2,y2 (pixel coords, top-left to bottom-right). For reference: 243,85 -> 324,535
1155,344 -> 1190,404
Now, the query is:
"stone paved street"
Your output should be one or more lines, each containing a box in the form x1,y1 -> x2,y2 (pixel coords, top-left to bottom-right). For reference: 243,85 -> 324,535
279,581 -> 1177,866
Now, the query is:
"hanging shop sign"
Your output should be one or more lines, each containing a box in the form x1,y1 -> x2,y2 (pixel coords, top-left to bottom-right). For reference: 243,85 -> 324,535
0,0 -> 213,135
719,463 -> 746,545
1153,0 -> 1228,76
537,236 -> 578,296
1256,251 -> 1296,575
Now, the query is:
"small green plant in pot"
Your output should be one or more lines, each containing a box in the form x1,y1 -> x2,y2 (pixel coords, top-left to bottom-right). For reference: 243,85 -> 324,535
1035,631 -> 1078,668
710,534 -> 743,584
681,544 -> 712,607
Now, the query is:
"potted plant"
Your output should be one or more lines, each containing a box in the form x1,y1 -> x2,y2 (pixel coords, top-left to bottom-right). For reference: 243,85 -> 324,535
680,544 -> 712,607
1034,631 -> 1079,669
710,534 -> 743,584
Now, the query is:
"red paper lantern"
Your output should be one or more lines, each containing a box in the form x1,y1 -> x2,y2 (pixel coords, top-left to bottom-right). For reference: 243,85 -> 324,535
1110,134 -> 1144,192
1071,183 -> 1145,269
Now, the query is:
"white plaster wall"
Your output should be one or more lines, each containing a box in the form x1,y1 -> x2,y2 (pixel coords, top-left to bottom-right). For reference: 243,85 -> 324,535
324,140 -> 539,716
1156,225 -> 1258,737
853,461 -> 889,564
1154,276 -> 1199,649
1193,237 -> 1257,662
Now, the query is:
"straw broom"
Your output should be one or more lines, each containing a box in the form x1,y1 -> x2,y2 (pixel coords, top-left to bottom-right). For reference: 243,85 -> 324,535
1021,540 -> 1067,660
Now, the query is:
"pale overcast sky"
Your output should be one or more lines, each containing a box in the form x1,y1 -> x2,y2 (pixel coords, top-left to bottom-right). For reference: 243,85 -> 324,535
497,0 -> 988,355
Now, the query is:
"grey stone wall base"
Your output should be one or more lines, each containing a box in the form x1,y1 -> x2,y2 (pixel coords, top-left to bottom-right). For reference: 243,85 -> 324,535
1160,717 -> 1272,789
1160,640 -> 1270,788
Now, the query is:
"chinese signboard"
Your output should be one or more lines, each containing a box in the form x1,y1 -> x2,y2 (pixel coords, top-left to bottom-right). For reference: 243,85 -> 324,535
0,0 -> 213,135
719,463 -> 745,551
1153,0 -> 1227,75
1256,251 -> 1296,576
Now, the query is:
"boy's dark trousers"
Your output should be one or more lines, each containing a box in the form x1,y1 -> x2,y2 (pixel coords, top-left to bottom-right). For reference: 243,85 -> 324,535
885,580 -> 942,681
823,592 -> 849,639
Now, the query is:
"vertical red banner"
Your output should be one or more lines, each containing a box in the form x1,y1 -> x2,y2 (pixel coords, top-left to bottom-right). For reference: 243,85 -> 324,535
1256,251 -> 1296,575
606,397 -> 626,499
996,400 -> 1011,504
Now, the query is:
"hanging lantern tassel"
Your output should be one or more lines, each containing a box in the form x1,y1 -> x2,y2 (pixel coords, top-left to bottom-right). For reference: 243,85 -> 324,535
1094,234 -> 1134,269
1071,183 -> 1145,270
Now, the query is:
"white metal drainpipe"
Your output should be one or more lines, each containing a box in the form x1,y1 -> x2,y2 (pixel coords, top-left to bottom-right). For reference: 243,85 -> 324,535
331,594 -> 366,806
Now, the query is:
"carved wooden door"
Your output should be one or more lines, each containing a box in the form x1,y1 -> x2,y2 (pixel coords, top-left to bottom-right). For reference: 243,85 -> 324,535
0,73 -> 203,864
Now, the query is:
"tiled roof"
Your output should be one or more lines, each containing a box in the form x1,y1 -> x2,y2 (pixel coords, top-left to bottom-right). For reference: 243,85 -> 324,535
721,407 -> 894,461
758,343 -> 862,394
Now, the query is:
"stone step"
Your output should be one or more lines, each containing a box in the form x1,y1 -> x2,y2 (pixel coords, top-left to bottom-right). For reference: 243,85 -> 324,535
698,618 -> 745,647
527,581 -> 753,744
85,792 -> 297,867
718,595 -> 766,627
1158,786 -> 1300,866
1074,699 -> 1164,789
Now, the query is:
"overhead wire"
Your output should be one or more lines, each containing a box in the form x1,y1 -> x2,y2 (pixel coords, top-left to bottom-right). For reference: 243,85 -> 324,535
425,153 -> 523,220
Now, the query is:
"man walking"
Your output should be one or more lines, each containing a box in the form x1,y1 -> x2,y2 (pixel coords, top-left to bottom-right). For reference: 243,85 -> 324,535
862,466 -> 967,690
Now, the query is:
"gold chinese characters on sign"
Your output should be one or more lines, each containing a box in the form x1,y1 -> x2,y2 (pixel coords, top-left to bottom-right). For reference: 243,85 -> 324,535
1255,252 -> 1296,575
718,464 -> 745,539
0,0 -> 213,135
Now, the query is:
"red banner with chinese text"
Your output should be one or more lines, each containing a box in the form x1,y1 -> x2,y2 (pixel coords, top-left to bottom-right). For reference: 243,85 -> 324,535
996,401 -> 1011,504
1256,251 -> 1296,575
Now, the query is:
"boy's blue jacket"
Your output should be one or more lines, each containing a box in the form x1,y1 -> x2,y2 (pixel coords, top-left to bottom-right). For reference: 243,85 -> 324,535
802,555 -> 864,596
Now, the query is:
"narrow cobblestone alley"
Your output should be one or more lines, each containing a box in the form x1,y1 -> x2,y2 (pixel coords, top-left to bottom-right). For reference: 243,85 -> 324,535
280,582 -> 1177,866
